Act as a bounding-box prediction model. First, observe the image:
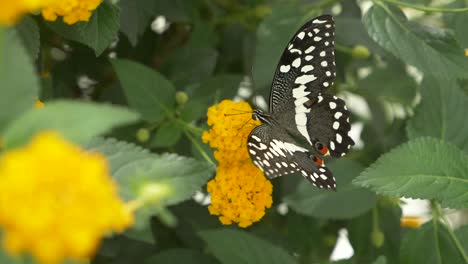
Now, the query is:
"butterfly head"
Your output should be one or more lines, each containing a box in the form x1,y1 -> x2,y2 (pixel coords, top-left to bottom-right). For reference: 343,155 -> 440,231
252,109 -> 272,125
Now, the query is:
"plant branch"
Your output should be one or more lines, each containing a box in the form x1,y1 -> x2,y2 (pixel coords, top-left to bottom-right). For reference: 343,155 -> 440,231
183,130 -> 215,166
377,0 -> 468,13
438,205 -> 468,262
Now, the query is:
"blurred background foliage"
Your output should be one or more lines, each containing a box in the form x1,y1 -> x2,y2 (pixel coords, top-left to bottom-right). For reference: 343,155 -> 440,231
2,0 -> 468,263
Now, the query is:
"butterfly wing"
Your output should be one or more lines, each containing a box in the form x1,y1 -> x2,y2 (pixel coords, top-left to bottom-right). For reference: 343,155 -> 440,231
267,15 -> 354,157
247,124 -> 336,190
269,15 -> 336,114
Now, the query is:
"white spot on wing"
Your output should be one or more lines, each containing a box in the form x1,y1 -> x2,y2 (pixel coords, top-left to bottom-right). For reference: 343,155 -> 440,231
336,134 -> 342,143
333,121 -> 340,130
335,112 -> 342,119
321,61 -> 328,67
292,58 -> 301,68
295,75 -> 317,85
305,46 -> 315,54
313,19 -> 327,24
297,32 -> 305,39
305,55 -> 313,61
301,65 -> 314,73
330,141 -> 336,150
314,36 -> 322,42
280,65 -> 290,73
329,102 -> 337,109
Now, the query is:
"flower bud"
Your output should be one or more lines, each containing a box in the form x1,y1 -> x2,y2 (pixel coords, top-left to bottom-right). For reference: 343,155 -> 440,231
176,91 -> 189,105
352,45 -> 371,59
136,128 -> 150,143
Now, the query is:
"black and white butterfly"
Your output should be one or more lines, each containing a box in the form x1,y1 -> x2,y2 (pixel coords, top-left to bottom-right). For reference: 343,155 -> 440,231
248,15 -> 354,190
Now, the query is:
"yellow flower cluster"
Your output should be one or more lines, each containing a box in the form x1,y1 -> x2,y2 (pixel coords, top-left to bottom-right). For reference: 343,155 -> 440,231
0,132 -> 132,264
202,100 -> 273,228
0,1 -> 43,25
42,0 -> 102,25
0,0 -> 102,25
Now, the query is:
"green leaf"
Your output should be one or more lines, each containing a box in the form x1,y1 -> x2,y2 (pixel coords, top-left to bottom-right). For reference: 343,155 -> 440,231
112,59 -> 176,122
113,153 -> 214,206
0,29 -> 39,133
162,46 -> 218,88
2,100 -> 139,149
198,229 -> 297,264
284,160 -> 376,219
253,5 -> 304,92
455,225 -> 468,253
47,2 -> 120,56
85,137 -> 151,174
119,0 -> 154,46
188,74 -> 243,104
401,221 -> 466,264
144,248 -> 218,264
0,250 -> 33,264
150,121 -> 182,148
363,3 -> 468,80
15,16 -> 40,59
358,65 -> 417,105
407,77 -> 468,153
373,256 -> 387,264
348,203 -> 401,264
354,138 -> 468,209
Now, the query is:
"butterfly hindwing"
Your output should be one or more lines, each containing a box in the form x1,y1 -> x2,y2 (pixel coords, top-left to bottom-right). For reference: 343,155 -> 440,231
247,124 -> 336,189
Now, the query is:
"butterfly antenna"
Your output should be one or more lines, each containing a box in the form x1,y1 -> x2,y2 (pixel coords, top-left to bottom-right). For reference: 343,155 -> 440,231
224,112 -> 252,117
235,118 -> 255,136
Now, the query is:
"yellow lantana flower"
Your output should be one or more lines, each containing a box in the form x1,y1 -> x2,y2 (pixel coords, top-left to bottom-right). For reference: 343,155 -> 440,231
41,0 -> 102,25
401,216 -> 423,228
0,0 -> 44,25
0,131 -> 132,264
202,100 -> 273,228
35,99 -> 44,108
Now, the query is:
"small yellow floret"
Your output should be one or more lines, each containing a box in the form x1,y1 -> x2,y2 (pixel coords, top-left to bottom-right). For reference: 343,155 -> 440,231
35,100 -> 44,108
203,100 -> 272,228
41,0 -> 103,25
401,216 -> 423,228
0,131 -> 132,264
0,1 -> 44,25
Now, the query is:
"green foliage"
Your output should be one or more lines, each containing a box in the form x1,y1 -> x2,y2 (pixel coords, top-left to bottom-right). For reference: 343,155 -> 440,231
363,3 -> 468,81
2,0 -> 468,263
112,59 -> 176,122
47,2 -> 120,56
401,221 -> 466,263
407,77 -> 468,153
285,160 -> 376,219
354,138 -> 468,209
199,229 -> 296,264
2,101 -> 139,149
0,29 -> 38,133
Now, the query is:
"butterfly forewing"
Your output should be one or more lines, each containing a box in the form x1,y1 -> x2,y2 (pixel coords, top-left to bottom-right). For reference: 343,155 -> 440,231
269,15 -> 336,114
247,124 -> 336,189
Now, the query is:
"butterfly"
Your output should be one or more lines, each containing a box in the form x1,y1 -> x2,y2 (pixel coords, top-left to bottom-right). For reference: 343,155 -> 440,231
247,15 -> 354,190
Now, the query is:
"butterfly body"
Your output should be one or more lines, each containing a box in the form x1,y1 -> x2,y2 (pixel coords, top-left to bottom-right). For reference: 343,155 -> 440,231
248,15 -> 354,190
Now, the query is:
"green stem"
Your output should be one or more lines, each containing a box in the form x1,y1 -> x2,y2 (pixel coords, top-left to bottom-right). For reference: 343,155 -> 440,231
431,201 -> 443,264
435,202 -> 468,263
378,0 -> 468,13
372,206 -> 379,233
183,130 -> 216,166
335,43 -> 353,55
174,118 -> 204,136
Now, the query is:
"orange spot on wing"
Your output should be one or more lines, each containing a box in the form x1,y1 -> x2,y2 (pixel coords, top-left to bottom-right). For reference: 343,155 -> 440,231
315,157 -> 324,167
319,145 -> 329,156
